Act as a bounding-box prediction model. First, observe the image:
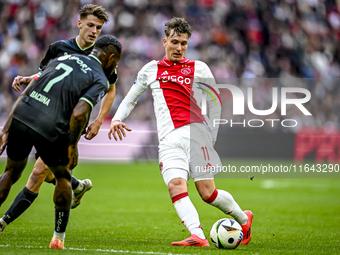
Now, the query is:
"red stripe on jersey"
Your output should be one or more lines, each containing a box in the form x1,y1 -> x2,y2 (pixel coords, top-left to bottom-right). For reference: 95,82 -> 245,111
157,58 -> 205,129
204,189 -> 218,203
172,192 -> 189,203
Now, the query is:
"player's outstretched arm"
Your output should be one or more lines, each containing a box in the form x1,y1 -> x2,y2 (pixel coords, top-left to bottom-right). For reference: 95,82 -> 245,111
108,120 -> 131,141
69,100 -> 92,170
0,78 -> 38,155
85,84 -> 116,140
11,74 -> 37,92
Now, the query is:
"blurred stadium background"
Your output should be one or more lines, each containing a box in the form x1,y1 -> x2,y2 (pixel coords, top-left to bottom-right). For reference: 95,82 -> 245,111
1,0 -> 340,162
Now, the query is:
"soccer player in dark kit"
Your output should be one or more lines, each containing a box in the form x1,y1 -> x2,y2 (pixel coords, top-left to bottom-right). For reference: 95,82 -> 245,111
0,35 -> 122,249
0,4 -> 117,235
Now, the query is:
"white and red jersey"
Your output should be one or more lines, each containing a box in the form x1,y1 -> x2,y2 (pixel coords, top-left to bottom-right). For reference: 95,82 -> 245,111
113,56 -> 221,143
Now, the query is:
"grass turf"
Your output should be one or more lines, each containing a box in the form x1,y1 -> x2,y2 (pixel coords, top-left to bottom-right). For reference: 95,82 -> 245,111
0,160 -> 339,254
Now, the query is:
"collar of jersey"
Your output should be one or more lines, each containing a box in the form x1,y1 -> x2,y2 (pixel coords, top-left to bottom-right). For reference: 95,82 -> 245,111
75,36 -> 95,51
159,56 -> 189,66
89,54 -> 102,65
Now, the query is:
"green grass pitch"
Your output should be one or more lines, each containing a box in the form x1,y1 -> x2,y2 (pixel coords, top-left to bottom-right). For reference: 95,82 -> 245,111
0,159 -> 339,254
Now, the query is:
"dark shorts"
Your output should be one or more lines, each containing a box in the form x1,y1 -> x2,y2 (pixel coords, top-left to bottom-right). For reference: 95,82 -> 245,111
7,119 -> 69,167
34,125 -> 86,160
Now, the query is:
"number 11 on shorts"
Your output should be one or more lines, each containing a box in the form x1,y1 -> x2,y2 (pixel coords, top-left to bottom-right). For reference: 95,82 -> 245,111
201,146 -> 210,161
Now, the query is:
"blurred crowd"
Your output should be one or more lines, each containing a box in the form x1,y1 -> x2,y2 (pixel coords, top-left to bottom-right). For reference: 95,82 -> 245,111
0,0 -> 340,133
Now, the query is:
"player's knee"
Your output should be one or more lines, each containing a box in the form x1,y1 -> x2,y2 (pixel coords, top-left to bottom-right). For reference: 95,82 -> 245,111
199,189 -> 214,201
195,180 -> 216,201
3,167 -> 21,184
55,189 -> 69,207
4,158 -> 27,183
30,166 -> 50,184
53,168 -> 72,181
167,178 -> 187,196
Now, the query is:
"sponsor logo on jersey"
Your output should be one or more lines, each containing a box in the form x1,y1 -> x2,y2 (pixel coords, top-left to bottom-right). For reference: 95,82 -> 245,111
58,55 -> 92,73
97,91 -> 105,103
58,55 -> 72,61
160,75 -> 192,85
30,91 -> 50,106
161,71 -> 168,75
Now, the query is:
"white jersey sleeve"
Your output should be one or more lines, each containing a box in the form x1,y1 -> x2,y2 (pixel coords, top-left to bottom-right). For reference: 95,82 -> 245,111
112,62 -> 155,122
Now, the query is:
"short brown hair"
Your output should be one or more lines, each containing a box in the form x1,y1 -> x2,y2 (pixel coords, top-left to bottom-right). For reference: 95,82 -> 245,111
79,4 -> 109,23
164,17 -> 192,38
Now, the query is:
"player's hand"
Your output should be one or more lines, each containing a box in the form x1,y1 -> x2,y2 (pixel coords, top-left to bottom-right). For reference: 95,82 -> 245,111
12,76 -> 31,92
0,131 -> 8,155
68,145 -> 78,170
108,120 -> 132,141
85,121 -> 101,140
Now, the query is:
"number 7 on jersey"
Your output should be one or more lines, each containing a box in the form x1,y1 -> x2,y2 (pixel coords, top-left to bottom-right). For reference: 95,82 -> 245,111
43,63 -> 73,93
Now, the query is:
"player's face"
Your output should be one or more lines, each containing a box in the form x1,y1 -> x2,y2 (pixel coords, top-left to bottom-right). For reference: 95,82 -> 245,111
163,30 -> 189,63
78,14 -> 104,48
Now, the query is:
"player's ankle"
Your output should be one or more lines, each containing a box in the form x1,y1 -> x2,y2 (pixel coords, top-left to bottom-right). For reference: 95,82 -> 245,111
74,181 -> 84,193
190,227 -> 206,239
53,231 -> 65,241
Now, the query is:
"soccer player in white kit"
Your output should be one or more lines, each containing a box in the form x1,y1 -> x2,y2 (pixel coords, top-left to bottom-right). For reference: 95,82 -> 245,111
108,17 -> 253,247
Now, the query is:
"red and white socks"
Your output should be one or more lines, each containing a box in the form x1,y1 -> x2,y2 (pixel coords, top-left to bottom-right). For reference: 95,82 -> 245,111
172,192 -> 206,239
171,189 -> 247,239
204,189 -> 248,225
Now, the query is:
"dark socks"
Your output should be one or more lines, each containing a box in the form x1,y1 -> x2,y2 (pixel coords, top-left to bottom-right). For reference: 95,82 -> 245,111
71,176 -> 80,190
3,186 -> 38,224
55,209 -> 70,233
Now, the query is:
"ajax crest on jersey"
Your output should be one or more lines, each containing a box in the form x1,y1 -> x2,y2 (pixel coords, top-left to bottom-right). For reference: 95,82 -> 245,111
210,218 -> 243,249
181,67 -> 191,75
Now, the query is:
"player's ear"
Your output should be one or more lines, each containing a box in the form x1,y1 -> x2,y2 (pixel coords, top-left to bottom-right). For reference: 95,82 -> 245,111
163,38 -> 167,47
105,53 -> 115,67
109,53 -> 115,64
77,19 -> 82,29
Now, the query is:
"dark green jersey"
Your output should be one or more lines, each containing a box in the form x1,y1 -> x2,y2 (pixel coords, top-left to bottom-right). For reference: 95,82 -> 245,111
13,54 -> 109,142
39,37 -> 118,85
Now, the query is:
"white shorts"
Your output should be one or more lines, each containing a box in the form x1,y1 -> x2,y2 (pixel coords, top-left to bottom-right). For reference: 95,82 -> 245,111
159,123 -> 222,185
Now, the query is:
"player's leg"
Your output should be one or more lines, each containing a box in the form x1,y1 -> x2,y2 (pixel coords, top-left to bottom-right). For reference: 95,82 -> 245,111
195,179 -> 253,244
27,157 -> 52,192
159,126 -> 209,247
48,164 -> 72,249
0,157 -> 48,231
33,133 -> 71,249
191,123 -> 253,245
28,155 -> 92,210
195,179 -> 247,223
0,119 -> 34,233
165,172 -> 209,247
0,157 -> 28,233
0,119 -> 34,206
0,157 -> 28,207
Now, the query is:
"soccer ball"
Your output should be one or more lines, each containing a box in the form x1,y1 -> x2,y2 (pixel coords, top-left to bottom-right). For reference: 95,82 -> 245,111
210,218 -> 243,249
